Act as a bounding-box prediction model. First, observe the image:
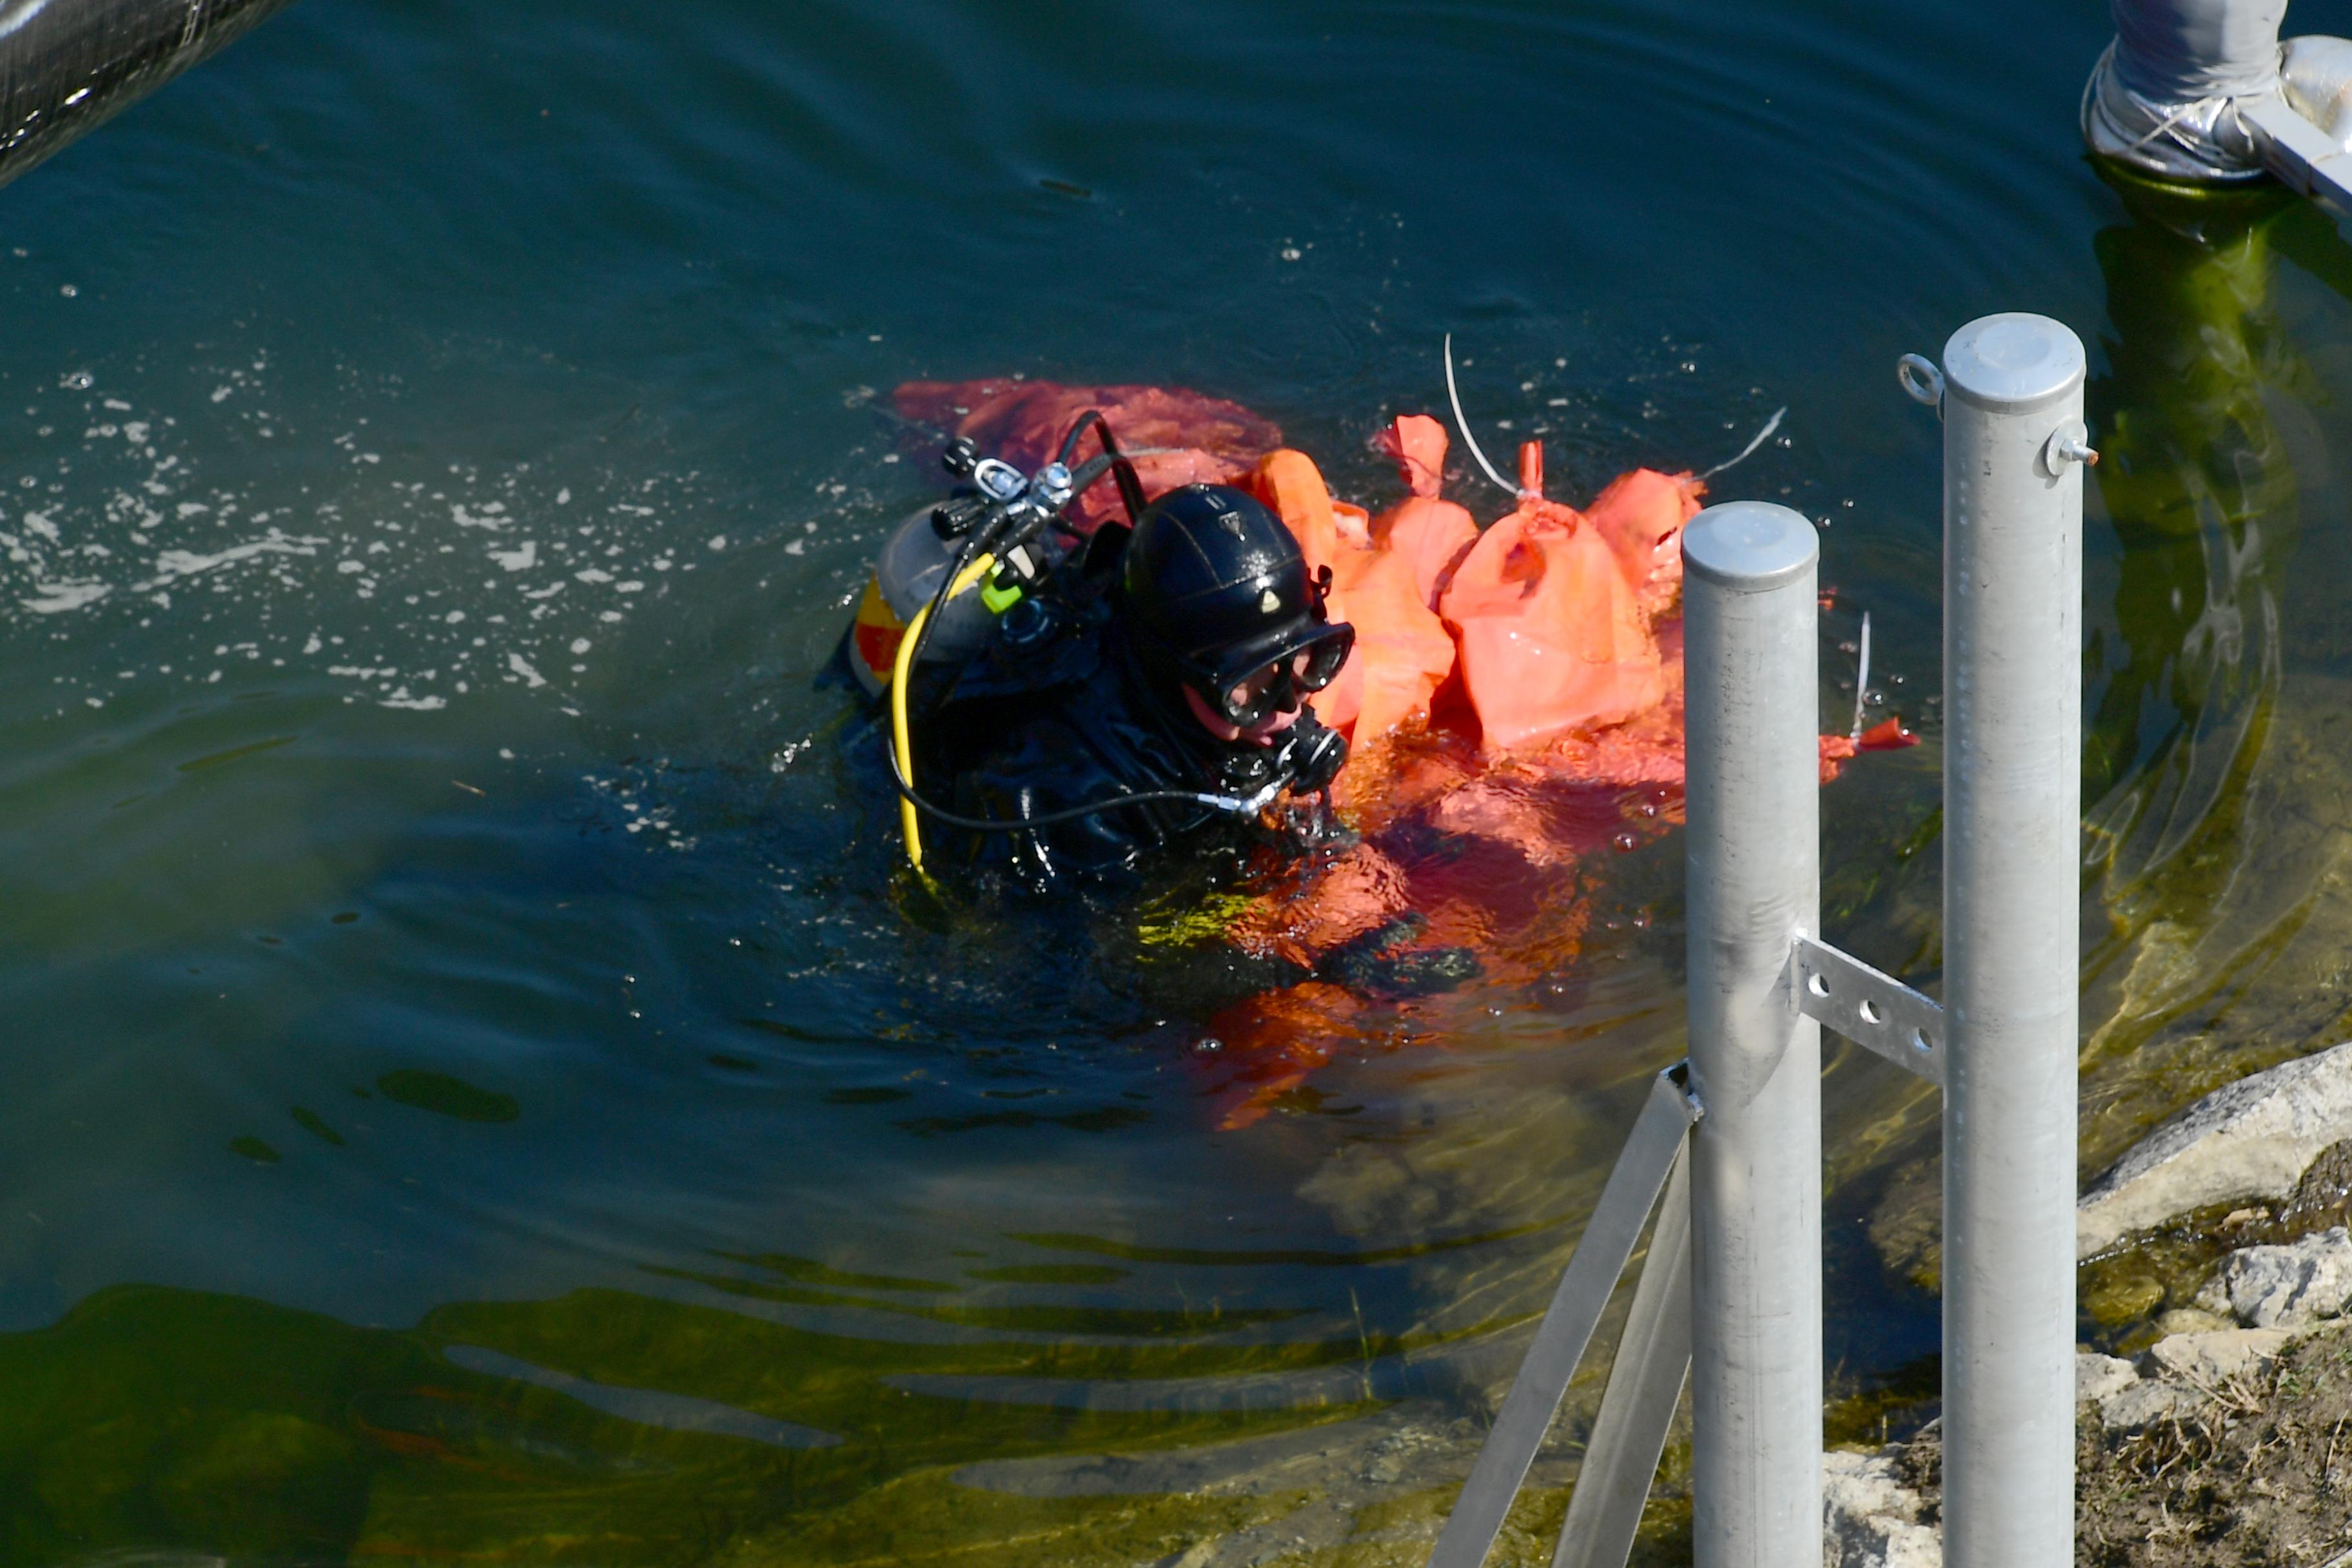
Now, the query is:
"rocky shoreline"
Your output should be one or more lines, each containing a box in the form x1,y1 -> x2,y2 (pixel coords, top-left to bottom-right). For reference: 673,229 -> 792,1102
1828,1040 -> 2352,1568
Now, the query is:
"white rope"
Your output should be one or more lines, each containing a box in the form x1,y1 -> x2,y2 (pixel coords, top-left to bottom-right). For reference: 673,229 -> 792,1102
1447,341 -> 1786,498
2081,36 -> 2267,181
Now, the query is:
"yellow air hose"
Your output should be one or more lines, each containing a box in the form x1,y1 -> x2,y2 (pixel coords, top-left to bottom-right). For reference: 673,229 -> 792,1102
890,552 -> 997,872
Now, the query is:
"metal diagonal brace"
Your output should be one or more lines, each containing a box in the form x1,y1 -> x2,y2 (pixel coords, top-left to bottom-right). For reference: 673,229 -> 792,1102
1789,934 -> 1944,1086
1551,1144 -> 1692,1568
1427,1064 -> 1703,1568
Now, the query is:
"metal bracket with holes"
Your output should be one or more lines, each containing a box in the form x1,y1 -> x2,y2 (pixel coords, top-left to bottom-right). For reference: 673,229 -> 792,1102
1788,933 -> 1944,1087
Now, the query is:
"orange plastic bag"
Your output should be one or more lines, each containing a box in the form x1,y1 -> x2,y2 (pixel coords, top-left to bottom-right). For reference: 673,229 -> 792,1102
1437,444 -> 1701,754
1242,449 -> 1458,746
1371,415 -> 1479,609
1581,465 -> 1699,621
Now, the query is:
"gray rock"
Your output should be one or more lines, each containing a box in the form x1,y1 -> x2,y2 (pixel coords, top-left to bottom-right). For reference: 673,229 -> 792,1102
2142,1328 -> 2291,1386
1823,1448 -> 1940,1568
2223,1226 -> 2352,1328
2097,1377 -> 2206,1431
2075,1352 -> 2139,1405
2077,1041 -> 2352,1259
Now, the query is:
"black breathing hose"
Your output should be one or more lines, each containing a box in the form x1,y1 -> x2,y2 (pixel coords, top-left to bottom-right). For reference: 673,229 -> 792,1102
1052,411 -> 1148,523
887,774 -> 1277,833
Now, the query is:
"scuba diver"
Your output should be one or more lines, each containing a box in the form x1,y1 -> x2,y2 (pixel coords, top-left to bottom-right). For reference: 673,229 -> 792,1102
844,413 -> 1355,891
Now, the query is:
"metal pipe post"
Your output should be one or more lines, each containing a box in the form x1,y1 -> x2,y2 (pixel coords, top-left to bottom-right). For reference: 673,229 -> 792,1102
2108,0 -> 2284,105
1681,502 -> 1823,1568
1937,315 -> 2086,1568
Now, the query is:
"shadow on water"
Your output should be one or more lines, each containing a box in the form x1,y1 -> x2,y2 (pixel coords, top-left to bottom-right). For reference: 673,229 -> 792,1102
2075,172 -> 2352,1146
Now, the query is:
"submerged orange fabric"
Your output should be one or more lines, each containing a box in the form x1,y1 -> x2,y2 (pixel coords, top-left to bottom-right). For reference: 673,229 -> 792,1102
891,378 -> 1282,527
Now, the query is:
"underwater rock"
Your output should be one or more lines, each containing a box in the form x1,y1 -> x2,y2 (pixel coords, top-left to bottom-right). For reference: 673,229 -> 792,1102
2077,1039 -> 2352,1259
1822,1447 -> 1941,1568
1863,1152 -> 1945,1294
2220,1225 -> 2352,1328
2076,1351 -> 2140,1404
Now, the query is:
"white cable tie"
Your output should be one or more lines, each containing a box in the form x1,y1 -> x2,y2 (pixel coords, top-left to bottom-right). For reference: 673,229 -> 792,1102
1444,333 -> 1524,499
1701,406 -> 1787,480
1852,611 -> 1872,741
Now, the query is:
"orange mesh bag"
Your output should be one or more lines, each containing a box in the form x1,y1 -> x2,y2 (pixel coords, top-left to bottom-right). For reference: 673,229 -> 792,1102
1437,444 -> 1669,753
1242,450 -> 1457,745
1244,447 -> 1353,576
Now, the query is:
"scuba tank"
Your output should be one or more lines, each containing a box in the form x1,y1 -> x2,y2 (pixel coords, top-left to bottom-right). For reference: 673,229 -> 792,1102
841,435 -> 1100,702
843,500 -> 1009,701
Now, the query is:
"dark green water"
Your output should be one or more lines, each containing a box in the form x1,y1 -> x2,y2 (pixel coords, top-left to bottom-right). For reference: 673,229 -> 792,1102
6,0 -> 2352,1560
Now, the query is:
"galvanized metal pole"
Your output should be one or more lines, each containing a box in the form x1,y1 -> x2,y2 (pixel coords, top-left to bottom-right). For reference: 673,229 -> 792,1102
1937,315 -> 2086,1568
1681,502 -> 1823,1568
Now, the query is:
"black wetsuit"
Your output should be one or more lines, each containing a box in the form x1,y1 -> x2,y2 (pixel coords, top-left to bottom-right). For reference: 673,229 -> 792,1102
870,487 -> 1358,896
916,602 -> 1266,892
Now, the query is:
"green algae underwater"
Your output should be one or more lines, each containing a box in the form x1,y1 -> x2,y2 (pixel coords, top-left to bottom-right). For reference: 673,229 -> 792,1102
0,1283 -> 1364,1562
7,0 -> 2352,1561
2,1280 -> 1709,1564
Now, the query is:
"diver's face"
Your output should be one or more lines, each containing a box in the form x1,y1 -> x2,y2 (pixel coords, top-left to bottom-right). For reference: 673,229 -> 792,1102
1226,651 -> 1321,718
1182,653 -> 1315,743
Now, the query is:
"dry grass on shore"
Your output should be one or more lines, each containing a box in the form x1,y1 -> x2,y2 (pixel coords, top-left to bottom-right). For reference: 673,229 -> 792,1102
2075,1329 -> 2352,1567
1879,1328 -> 2352,1566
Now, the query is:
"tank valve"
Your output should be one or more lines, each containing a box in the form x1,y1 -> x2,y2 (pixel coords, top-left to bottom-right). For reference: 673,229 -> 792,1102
1033,461 -> 1073,512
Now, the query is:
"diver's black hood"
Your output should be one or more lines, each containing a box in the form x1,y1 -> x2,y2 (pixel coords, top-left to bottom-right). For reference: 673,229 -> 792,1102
1119,484 -> 1329,706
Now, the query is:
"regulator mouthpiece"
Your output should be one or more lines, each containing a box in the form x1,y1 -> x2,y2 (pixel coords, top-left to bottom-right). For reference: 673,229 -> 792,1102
1275,714 -> 1348,796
